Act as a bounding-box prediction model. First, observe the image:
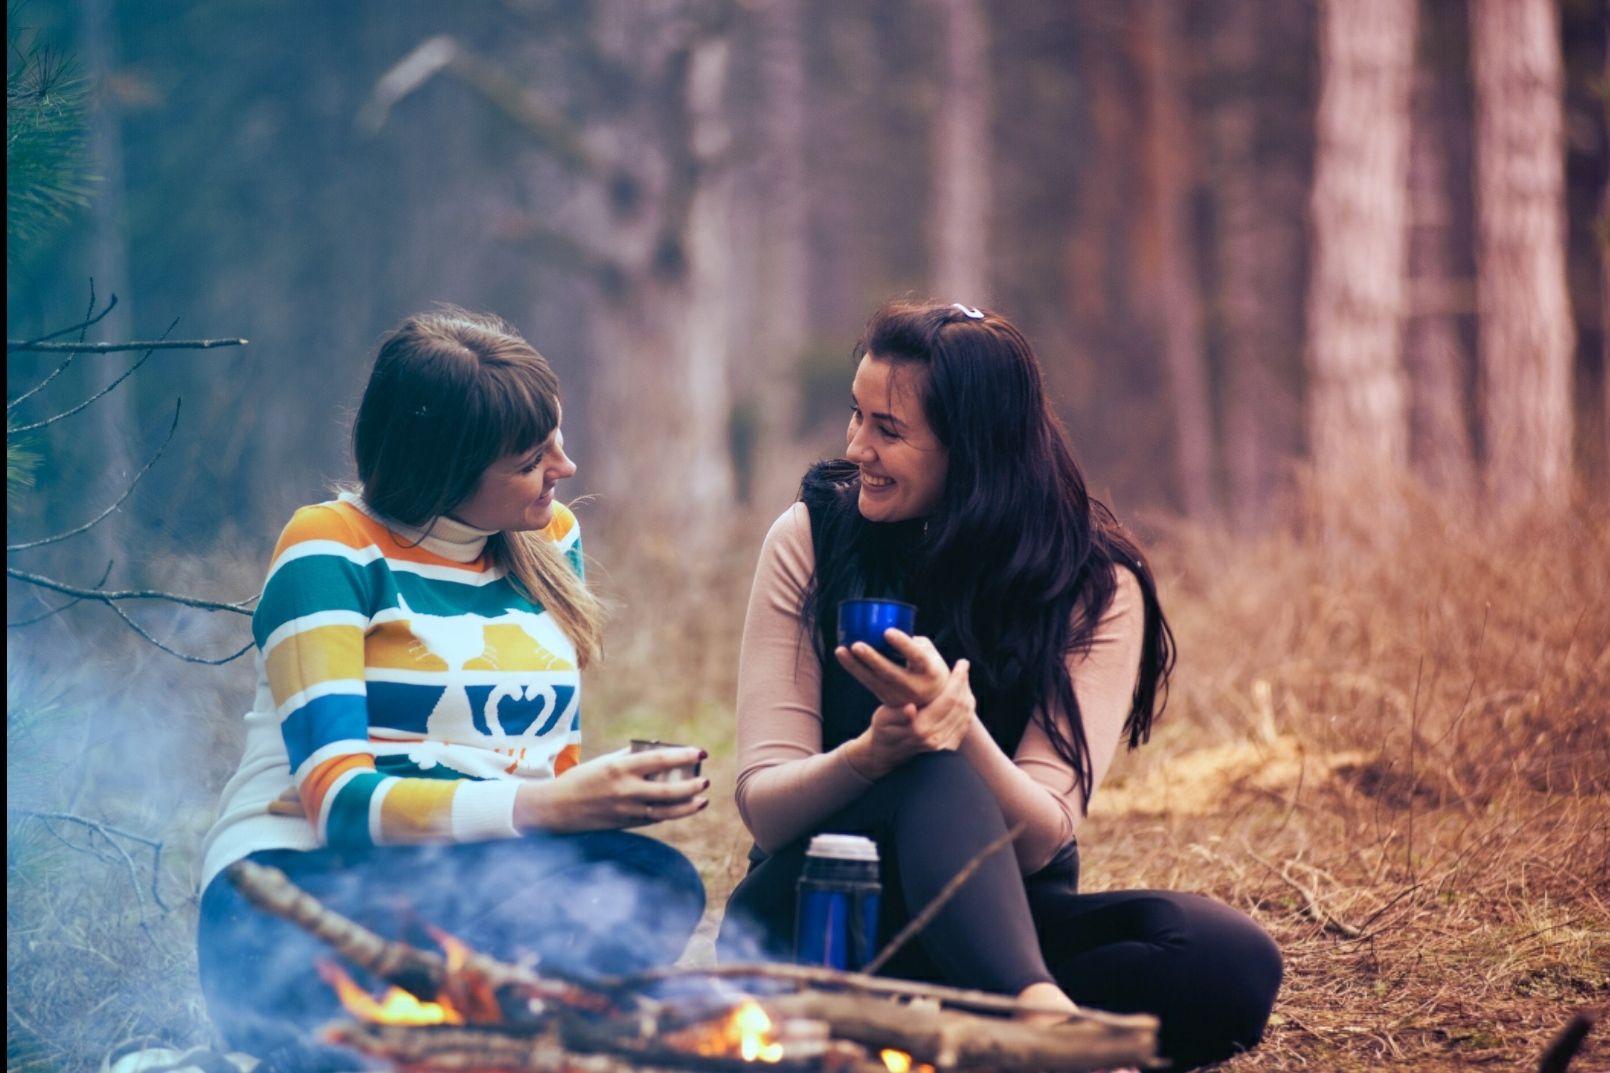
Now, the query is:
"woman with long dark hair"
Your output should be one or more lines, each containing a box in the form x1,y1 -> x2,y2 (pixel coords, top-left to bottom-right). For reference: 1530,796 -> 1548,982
197,309 -> 708,1063
717,301 -> 1281,1070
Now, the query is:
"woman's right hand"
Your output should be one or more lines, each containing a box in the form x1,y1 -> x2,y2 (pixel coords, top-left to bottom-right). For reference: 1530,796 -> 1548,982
514,746 -> 709,833
847,659 -> 975,779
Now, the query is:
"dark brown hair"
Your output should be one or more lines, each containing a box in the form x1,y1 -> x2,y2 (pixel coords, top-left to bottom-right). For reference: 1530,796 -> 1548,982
803,300 -> 1175,806
353,307 -> 604,665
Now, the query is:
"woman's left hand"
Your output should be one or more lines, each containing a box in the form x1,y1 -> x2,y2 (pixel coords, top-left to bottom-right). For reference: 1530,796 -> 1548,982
834,629 -> 948,708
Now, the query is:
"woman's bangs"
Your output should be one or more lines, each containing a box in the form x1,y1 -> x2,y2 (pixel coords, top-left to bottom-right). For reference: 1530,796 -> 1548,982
484,364 -> 558,458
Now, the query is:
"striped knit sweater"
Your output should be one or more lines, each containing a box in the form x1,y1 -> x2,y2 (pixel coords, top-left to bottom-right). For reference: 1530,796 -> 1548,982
200,493 -> 585,889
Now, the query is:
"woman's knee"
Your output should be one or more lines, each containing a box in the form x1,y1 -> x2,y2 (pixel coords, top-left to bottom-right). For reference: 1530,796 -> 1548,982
881,752 -> 997,813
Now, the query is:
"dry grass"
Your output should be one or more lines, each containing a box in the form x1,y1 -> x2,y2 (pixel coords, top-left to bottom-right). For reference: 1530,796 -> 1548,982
7,489 -> 1608,1073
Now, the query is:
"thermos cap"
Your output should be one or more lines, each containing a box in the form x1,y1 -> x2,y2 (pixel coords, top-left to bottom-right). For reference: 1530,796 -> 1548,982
805,833 -> 879,862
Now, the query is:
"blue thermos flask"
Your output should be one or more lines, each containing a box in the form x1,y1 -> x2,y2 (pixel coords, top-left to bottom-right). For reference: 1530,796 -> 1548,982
794,834 -> 881,970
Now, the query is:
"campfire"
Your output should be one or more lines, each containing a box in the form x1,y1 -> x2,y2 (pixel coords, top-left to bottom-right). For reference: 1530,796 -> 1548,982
228,861 -> 1157,1073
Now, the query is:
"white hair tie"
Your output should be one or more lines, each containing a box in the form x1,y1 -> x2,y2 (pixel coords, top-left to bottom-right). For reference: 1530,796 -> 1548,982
951,303 -> 985,319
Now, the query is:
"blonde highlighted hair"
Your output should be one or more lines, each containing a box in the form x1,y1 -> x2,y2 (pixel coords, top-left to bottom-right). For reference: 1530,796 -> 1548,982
352,307 -> 605,666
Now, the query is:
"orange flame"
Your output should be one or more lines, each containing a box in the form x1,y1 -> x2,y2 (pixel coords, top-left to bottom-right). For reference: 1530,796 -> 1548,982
880,1049 -> 913,1073
316,960 -> 464,1026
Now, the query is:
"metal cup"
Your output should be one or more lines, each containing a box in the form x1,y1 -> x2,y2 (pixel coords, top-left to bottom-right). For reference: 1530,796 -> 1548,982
836,598 -> 917,660
630,738 -> 703,783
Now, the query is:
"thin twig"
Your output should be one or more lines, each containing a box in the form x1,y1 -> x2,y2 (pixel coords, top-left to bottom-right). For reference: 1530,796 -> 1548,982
5,567 -> 258,613
12,809 -> 164,923
6,559 -> 114,627
7,399 -> 181,551
1244,845 -> 1364,939
6,287 -> 116,411
106,600 -> 256,665
6,285 -> 117,350
8,318 -> 179,434
863,821 -> 1027,975
6,337 -> 248,353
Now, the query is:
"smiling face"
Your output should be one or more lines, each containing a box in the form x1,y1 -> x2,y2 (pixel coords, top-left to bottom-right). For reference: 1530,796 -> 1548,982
847,355 -> 949,523
449,408 -> 577,533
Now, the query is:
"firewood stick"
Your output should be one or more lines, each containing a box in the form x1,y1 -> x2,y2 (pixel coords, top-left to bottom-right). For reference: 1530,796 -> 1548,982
224,860 -> 616,1017
328,1021 -> 774,1073
601,962 -> 1128,1022
762,992 -> 1157,1073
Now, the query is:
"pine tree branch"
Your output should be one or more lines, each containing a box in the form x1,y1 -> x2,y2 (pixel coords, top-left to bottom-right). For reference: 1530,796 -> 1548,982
7,398 -> 180,551
104,600 -> 256,665
5,559 -> 113,626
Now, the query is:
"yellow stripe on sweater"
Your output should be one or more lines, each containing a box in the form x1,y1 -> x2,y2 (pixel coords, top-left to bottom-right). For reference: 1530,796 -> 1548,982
265,622 -> 366,706
379,778 -> 459,840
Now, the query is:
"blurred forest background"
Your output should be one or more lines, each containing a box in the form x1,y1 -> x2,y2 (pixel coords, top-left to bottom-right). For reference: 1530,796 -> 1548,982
8,2 -> 1608,1072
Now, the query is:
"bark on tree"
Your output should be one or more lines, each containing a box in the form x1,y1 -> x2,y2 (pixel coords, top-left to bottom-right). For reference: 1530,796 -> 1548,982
1405,0 -> 1478,497
746,0 -> 810,508
1304,0 -> 1416,496
1207,0 -> 1312,529
1138,0 -> 1219,521
1470,0 -> 1576,509
932,0 -> 991,303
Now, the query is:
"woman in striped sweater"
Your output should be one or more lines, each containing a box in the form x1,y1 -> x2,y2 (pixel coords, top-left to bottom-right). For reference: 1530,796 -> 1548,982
196,309 -> 707,1060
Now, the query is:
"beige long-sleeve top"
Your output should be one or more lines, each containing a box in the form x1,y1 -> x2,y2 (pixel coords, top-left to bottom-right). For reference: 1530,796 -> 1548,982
734,503 -> 1146,875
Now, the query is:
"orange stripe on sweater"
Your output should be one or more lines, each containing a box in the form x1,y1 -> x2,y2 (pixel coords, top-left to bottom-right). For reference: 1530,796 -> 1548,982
300,753 -> 376,823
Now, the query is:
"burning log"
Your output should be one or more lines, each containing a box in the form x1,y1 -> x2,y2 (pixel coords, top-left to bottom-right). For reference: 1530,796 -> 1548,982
224,860 -> 616,1023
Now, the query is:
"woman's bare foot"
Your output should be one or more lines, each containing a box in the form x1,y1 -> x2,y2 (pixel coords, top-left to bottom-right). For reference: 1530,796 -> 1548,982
1014,981 -> 1080,1024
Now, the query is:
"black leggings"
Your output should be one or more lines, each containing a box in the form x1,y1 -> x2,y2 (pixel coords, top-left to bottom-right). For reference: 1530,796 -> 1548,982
718,753 -> 1281,1071
198,832 -> 704,1062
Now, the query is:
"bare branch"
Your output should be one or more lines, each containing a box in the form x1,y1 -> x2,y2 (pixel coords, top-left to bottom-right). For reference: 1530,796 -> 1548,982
5,566 -> 258,614
8,317 -> 178,434
6,559 -> 113,626
359,34 -> 606,178
12,808 -> 169,917
8,399 -> 181,552
105,600 -> 256,665
6,337 -> 247,354
7,286 -> 118,348
6,287 -> 117,411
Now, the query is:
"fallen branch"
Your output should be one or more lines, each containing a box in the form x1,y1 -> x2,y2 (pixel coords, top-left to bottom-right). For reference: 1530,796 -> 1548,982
6,337 -> 248,353
12,808 -> 169,916
865,822 -> 1025,974
1244,846 -> 1363,939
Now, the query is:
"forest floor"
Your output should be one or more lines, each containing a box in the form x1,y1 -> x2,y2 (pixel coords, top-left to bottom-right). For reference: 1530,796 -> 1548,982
7,486 -> 1609,1073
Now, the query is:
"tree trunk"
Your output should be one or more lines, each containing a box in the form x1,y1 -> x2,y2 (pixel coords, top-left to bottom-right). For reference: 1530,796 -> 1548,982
1138,0 -> 1218,520
1404,0 -> 1478,497
1207,0 -> 1313,530
1304,0 -> 1415,497
747,0 -> 810,509
1470,0 -> 1576,509
932,0 -> 991,303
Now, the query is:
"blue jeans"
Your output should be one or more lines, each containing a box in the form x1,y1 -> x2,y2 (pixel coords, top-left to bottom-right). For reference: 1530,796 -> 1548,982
198,832 -> 704,1059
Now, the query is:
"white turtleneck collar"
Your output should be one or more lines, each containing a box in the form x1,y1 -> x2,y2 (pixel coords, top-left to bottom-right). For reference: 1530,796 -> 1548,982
341,491 -> 497,564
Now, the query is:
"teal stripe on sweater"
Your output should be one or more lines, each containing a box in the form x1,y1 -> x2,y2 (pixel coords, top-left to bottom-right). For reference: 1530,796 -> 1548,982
254,555 -> 382,645
325,770 -> 386,847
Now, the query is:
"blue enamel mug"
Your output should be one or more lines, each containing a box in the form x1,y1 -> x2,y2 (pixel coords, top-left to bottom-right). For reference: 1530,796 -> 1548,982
836,598 -> 917,660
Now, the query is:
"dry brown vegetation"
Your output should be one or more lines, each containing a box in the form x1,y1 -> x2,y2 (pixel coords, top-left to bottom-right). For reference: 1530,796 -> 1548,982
7,488 -> 1608,1073
602,485 -> 1610,1072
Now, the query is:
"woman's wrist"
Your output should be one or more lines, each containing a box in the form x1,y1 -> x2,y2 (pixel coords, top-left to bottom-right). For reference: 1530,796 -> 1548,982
513,779 -> 568,832
842,730 -> 894,782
